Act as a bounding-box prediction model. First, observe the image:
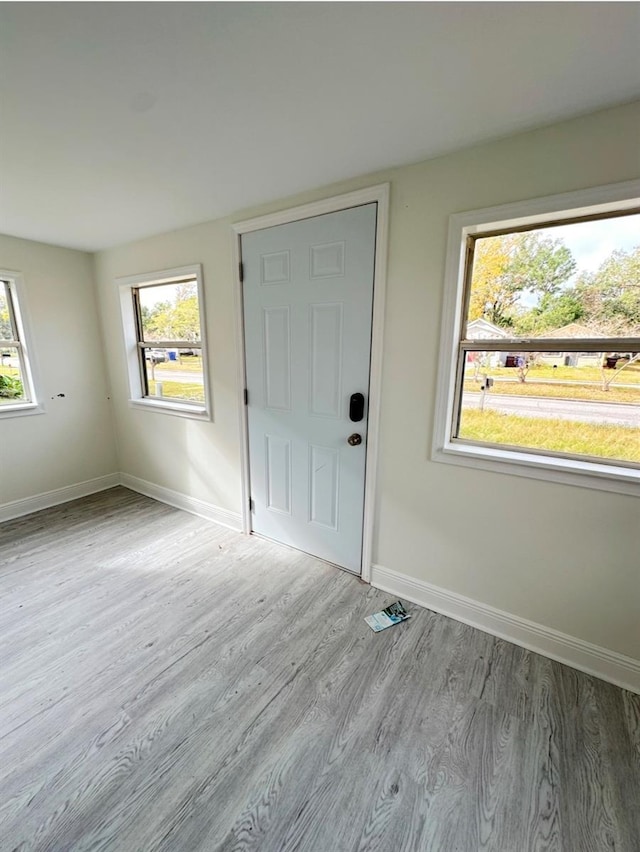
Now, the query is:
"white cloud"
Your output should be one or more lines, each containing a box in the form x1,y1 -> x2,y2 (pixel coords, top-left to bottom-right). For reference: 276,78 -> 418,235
539,214 -> 640,278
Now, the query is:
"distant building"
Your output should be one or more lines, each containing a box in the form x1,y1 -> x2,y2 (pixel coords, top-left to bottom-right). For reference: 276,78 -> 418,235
465,320 -> 612,369
466,318 -> 510,341
466,318 -> 511,366
539,323 -> 606,367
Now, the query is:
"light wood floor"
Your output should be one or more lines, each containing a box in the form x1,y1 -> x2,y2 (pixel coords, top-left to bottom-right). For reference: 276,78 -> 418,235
1,488 -> 638,851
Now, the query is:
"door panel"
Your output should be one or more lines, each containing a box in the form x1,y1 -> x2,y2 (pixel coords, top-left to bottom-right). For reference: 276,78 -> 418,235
263,306 -> 291,410
309,444 -> 340,529
265,434 -> 291,514
309,302 -> 343,417
242,203 -> 377,573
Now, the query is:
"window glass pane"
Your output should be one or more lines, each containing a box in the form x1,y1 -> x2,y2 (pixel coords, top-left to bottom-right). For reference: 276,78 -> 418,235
137,280 -> 201,343
141,347 -> 205,404
0,347 -> 27,404
465,213 -> 640,340
456,350 -> 640,464
0,282 -> 14,341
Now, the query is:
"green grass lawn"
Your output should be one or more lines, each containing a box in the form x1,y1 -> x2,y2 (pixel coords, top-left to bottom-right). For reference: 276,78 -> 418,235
463,378 -> 640,405
477,362 -> 640,384
154,355 -> 203,373
459,409 -> 640,463
147,380 -> 204,403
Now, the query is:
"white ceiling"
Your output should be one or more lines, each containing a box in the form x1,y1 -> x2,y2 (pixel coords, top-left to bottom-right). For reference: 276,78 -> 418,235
1,3 -> 639,252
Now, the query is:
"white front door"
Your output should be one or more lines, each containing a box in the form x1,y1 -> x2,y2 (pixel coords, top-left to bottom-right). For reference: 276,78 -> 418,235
241,203 -> 377,573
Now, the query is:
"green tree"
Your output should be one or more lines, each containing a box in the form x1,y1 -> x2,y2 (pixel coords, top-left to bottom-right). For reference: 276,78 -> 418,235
171,295 -> 200,342
469,232 -> 576,329
0,290 -> 12,340
468,234 -> 521,327
575,246 -> 640,334
573,245 -> 640,390
508,233 -> 576,298
514,290 -> 584,336
142,300 -> 174,340
176,281 -> 197,302
139,287 -> 201,343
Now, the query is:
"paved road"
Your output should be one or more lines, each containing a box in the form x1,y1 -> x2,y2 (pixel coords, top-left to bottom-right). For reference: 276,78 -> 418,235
492,376 -> 640,389
463,392 -> 640,427
152,368 -> 640,427
154,368 -> 203,384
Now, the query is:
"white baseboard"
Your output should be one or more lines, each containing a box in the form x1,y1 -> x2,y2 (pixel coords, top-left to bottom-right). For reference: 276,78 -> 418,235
371,563 -> 640,695
1,471 -> 245,534
0,473 -> 121,523
7,479 -> 634,692
120,473 -> 243,532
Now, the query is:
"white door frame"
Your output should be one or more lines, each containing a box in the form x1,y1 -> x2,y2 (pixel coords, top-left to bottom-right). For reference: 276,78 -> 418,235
231,183 -> 390,582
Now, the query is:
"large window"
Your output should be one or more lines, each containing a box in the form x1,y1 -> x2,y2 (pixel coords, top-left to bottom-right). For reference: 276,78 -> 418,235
434,181 -> 640,494
118,265 -> 210,418
0,272 -> 39,417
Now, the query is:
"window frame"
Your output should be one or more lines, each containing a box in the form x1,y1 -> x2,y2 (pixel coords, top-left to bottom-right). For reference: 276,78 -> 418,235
433,179 -> 640,497
118,264 -> 211,419
0,270 -> 42,419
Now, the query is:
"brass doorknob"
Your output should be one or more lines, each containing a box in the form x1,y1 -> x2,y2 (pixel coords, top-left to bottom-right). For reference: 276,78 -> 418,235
347,433 -> 362,446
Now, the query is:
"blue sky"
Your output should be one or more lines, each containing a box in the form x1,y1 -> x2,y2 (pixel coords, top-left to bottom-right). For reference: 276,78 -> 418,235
514,213 -> 639,309
538,213 -> 639,278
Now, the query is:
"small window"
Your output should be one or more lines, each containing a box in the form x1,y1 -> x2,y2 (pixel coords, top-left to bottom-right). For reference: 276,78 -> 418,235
118,265 -> 210,417
434,181 -> 640,494
0,273 -> 39,417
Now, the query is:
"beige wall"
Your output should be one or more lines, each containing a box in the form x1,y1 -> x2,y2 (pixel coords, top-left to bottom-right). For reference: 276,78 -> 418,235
94,222 -> 242,514
0,235 -> 117,504
95,100 -> 640,660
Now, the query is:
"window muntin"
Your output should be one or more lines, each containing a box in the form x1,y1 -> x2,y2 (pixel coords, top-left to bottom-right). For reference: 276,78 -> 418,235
0,277 -> 36,410
461,212 -> 640,341
132,277 -> 204,406
138,346 -> 205,405
135,280 -> 202,344
435,182 -> 640,491
456,349 -> 640,467
119,266 -> 209,417
452,214 -> 640,467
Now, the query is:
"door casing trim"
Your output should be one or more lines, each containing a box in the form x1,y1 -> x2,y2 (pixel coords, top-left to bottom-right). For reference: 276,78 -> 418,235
231,183 -> 390,582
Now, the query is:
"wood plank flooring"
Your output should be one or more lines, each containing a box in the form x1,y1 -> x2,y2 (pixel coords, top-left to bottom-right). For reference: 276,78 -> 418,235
0,487 -> 638,851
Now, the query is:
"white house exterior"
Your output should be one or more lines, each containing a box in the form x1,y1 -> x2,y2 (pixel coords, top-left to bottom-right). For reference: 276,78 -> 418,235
539,323 -> 606,367
466,318 -> 511,366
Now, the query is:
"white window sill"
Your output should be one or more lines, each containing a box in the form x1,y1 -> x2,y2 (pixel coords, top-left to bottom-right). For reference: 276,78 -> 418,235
433,441 -> 640,497
0,402 -> 44,420
128,398 -> 210,421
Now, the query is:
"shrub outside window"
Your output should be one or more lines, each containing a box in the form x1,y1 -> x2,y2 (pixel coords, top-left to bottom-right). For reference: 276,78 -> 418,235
0,273 -> 39,417
118,265 -> 210,418
433,181 -> 640,495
